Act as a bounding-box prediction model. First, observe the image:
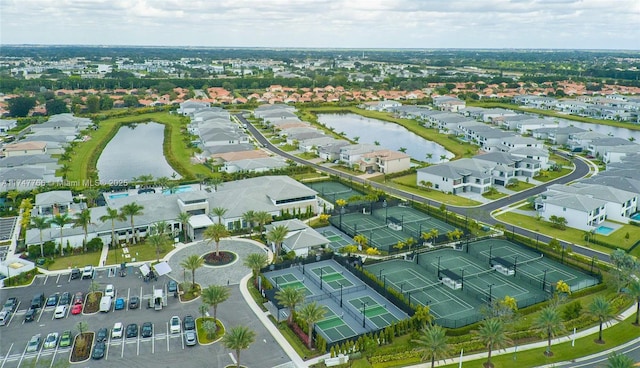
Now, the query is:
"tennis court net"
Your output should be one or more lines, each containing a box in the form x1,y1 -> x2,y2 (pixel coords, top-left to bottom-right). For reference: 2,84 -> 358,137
342,222 -> 389,237
464,282 -> 491,303
321,188 -> 352,197
515,268 -> 544,289
401,218 -> 432,235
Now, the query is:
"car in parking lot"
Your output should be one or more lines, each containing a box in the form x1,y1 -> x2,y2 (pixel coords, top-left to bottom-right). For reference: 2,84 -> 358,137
82,265 -> 94,279
54,305 -> 67,319
114,298 -> 125,310
59,292 -> 71,306
112,322 -> 123,339
170,316 -> 181,334
0,310 -> 11,326
26,334 -> 41,352
129,296 -> 140,309
141,322 -> 153,338
126,323 -> 138,338
2,297 -> 18,312
44,332 -> 59,349
104,284 -> 115,298
92,341 -> 106,360
167,280 -> 178,293
184,330 -> 197,346
45,293 -> 59,307
59,330 -> 72,347
70,268 -> 81,279
96,328 -> 108,342
73,292 -> 84,305
183,315 -> 195,331
30,293 -> 45,309
71,304 -> 83,315
24,308 -> 37,322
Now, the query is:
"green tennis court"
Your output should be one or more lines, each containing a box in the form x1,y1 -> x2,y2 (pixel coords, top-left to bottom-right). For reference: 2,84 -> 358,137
310,265 -> 355,290
320,228 -> 352,251
306,181 -> 364,203
271,273 -> 313,296
347,295 -> 401,329
315,307 -> 357,343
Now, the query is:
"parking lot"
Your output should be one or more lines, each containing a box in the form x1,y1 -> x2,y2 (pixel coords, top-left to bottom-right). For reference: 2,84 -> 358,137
0,255 -> 292,368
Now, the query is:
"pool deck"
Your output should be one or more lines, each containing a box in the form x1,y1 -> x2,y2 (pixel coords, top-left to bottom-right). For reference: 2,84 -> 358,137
596,221 -> 623,236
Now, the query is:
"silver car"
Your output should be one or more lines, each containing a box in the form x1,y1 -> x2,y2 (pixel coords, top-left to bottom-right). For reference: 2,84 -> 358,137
184,330 -> 197,346
26,334 -> 41,353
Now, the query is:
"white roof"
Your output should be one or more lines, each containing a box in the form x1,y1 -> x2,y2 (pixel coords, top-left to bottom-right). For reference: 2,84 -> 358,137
153,261 -> 172,276
189,214 -> 214,229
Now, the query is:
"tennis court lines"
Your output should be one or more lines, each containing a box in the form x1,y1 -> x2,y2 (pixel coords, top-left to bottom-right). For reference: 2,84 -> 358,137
478,245 -> 577,282
342,214 -> 407,244
433,256 -> 485,274
463,270 -> 531,301
271,272 -> 314,296
347,295 -> 401,329
321,229 -> 351,250
310,265 -> 355,290
381,208 -> 453,233
315,307 -> 357,342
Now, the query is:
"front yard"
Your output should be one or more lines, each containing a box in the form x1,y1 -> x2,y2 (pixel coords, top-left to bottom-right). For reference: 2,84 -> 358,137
371,173 -> 482,206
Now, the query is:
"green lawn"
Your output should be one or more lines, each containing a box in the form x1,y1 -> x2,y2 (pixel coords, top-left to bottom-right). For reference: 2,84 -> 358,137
106,241 -> 173,265
534,168 -> 573,182
195,317 -> 225,344
482,192 -> 507,200
46,251 -> 101,270
371,173 -> 482,206
507,181 -> 536,192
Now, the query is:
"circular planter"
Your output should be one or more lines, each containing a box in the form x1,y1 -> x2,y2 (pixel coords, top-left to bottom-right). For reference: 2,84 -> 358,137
202,251 -> 238,267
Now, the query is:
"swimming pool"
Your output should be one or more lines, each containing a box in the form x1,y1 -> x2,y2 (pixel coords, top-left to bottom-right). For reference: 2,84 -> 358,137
162,185 -> 193,195
595,226 -> 614,235
109,193 -> 129,200
631,213 -> 640,221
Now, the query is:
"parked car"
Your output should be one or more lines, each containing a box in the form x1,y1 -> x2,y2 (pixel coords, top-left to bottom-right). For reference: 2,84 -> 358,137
104,284 -> 115,298
184,330 -> 197,346
96,328 -> 108,343
114,298 -> 125,310
170,316 -> 181,334
70,268 -> 81,279
112,322 -> 123,339
141,322 -> 153,338
30,293 -> 45,309
59,330 -> 72,347
44,332 -> 59,349
54,305 -> 67,319
92,341 -> 106,360
128,296 -> 140,309
71,304 -> 83,315
2,297 -> 18,312
167,280 -> 178,293
24,308 -> 37,322
58,292 -> 71,306
82,265 -> 94,279
0,310 -> 11,326
126,323 -> 138,338
26,334 -> 41,352
73,292 -> 84,305
46,293 -> 59,307
183,315 -> 195,331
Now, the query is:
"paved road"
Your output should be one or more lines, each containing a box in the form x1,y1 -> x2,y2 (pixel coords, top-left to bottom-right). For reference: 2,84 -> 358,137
236,113 -> 609,263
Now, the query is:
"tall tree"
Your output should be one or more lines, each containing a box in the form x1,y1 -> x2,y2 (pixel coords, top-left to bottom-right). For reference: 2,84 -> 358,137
413,324 -> 450,368
120,202 -> 144,244
266,225 -> 289,261
73,209 -> 94,251
222,326 -> 256,368
627,278 -> 640,326
8,96 -> 36,117
587,296 -> 616,343
211,206 -> 228,225
46,98 -> 69,115
474,318 -> 511,368
86,95 -> 100,113
30,216 -> 50,257
242,210 -> 256,237
202,285 -> 230,322
606,352 -> 635,368
49,214 -> 72,256
147,233 -> 169,262
99,207 -> 125,251
253,211 -> 272,237
82,188 -> 100,208
177,212 -> 191,243
204,223 -> 230,257
534,306 -> 565,356
243,253 -> 269,286
297,302 -> 326,349
275,287 -> 305,325
180,254 -> 204,289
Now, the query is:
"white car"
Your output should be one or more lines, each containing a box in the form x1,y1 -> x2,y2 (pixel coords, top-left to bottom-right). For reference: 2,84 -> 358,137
112,322 -> 123,339
169,316 -> 181,334
81,265 -> 93,279
54,305 -> 67,319
43,332 -> 59,349
104,284 -> 115,298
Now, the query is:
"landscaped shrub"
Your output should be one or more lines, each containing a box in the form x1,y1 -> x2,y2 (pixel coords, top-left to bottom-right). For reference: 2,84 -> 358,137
563,301 -> 583,321
86,237 -> 103,252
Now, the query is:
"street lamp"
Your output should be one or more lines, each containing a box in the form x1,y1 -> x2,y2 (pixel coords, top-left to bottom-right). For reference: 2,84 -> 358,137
340,283 -> 343,307
320,268 -> 323,290
339,207 -> 345,230
488,284 -> 494,305
561,244 -> 566,264
383,200 -> 388,222
400,283 -> 404,294
379,269 -> 384,280
362,302 -> 368,328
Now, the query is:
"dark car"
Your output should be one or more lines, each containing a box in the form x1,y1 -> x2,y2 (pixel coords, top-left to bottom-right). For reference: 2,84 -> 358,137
96,328 -> 108,343
167,280 -> 178,293
92,342 -> 106,360
70,268 -> 81,280
126,323 -> 138,338
183,315 -> 195,331
30,293 -> 45,309
128,296 -> 139,309
141,322 -> 153,338
24,308 -> 37,322
2,297 -> 18,313
46,294 -> 59,307
59,292 -> 71,306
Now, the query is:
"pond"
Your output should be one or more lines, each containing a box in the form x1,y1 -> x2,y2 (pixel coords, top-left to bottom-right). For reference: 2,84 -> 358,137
97,122 -> 180,182
553,117 -> 640,142
317,113 -> 454,163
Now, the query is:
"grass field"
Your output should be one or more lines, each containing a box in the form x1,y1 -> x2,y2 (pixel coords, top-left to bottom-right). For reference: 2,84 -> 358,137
106,241 -> 173,265
370,173 -> 482,206
47,251 -> 101,270
534,167 -> 573,182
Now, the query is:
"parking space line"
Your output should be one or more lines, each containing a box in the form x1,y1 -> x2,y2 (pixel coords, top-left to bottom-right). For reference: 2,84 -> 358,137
16,345 -> 26,368
152,324 -> 155,354
105,336 -> 110,360
126,288 -> 131,311
181,332 -> 184,350
49,346 -> 58,368
1,343 -> 12,368
36,308 -> 45,323
68,273 -> 72,283
35,343 -> 44,365
56,274 -> 61,284
137,336 -> 140,356
166,322 -> 170,352
120,337 -> 125,358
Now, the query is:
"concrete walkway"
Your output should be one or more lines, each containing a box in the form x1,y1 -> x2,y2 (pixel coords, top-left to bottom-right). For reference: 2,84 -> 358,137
98,242 -> 109,266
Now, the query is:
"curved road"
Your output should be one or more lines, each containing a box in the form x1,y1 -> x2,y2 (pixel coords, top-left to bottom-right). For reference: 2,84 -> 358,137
236,114 -> 610,263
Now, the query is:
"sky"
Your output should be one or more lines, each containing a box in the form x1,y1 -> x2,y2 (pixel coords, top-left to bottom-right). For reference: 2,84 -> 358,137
1,0 -> 639,50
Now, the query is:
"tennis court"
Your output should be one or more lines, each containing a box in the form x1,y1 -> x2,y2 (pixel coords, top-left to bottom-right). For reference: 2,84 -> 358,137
306,181 -> 364,203
347,295 -> 401,329
319,227 -> 352,251
373,206 -> 454,236
339,212 -> 409,250
309,264 -> 355,290
270,272 -> 314,296
315,307 -> 358,343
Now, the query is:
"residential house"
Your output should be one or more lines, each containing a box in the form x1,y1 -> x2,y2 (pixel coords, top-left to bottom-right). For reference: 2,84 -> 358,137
531,126 -> 585,145
0,166 -> 58,191
416,158 -> 493,194
265,219 -> 330,257
535,190 -> 607,231
587,137 -> 637,158
0,119 -> 17,135
433,96 -> 466,112
356,149 -> 411,174
222,157 -> 288,174
0,154 -> 59,171
178,100 -> 211,115
2,141 -> 47,157
339,144 -> 378,167
35,190 -> 74,216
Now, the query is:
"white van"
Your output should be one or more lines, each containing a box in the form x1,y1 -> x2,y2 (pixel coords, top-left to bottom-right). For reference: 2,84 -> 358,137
99,296 -> 112,313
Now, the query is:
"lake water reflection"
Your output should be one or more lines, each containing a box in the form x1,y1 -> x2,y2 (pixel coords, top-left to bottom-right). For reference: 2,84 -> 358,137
97,122 -> 180,182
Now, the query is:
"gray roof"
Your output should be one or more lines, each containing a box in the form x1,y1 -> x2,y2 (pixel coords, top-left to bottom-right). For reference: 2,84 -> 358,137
580,176 -> 640,194
509,147 -> 549,157
0,154 -> 57,168
474,152 -> 518,165
35,190 -> 73,206
544,193 -> 606,212
204,143 -> 255,154
590,137 -> 636,147
226,157 -> 288,171
0,166 -> 54,181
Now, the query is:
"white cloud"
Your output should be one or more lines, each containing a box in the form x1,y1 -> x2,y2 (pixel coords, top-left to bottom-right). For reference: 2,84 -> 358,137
1,0 -> 638,49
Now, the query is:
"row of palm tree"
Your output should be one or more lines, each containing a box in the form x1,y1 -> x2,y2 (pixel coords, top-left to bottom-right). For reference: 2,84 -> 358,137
275,287 -> 326,349
30,208 -> 96,257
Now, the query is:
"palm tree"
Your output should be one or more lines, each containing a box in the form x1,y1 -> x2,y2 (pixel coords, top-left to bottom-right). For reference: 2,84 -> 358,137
30,216 -> 49,257
426,153 -> 433,161
534,306 -> 565,356
267,225 -> 289,261
177,212 -> 191,243
204,223 -> 230,257
587,296 -> 616,343
202,285 -> 230,322
606,351 -> 635,368
180,254 -> 204,289
73,209 -> 94,251
275,287 -> 305,325
439,154 -> 447,162
242,210 -> 256,237
413,324 -> 450,368
474,318 -> 511,368
82,188 -> 100,208
209,177 -> 223,191
99,207 -> 125,251
222,326 -> 256,368
297,302 -> 326,349
120,202 -> 144,244
244,253 -> 269,286
627,278 -> 640,325
211,206 -> 228,225
253,211 -> 272,237
49,214 -> 72,256
147,233 -> 170,262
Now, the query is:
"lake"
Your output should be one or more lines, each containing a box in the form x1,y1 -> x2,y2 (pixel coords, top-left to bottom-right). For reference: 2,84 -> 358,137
553,117 -> 640,141
97,122 -> 180,182
317,113 -> 454,163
